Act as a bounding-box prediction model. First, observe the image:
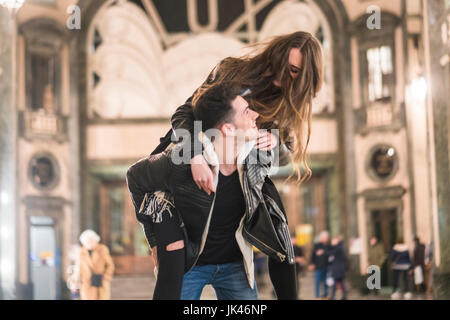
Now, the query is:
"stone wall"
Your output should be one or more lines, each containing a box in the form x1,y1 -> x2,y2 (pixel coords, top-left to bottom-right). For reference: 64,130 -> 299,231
0,8 -> 17,299
426,0 -> 450,299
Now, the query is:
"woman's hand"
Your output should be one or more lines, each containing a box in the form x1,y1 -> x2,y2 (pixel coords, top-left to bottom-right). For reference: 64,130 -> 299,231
191,154 -> 215,195
256,132 -> 278,151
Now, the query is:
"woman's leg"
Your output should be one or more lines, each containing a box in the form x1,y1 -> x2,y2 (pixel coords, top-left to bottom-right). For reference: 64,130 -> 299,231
330,282 -> 337,299
402,270 -> 409,293
268,257 -> 297,300
321,270 -> 329,298
152,211 -> 185,300
340,279 -> 348,299
314,271 -> 321,298
393,270 -> 400,292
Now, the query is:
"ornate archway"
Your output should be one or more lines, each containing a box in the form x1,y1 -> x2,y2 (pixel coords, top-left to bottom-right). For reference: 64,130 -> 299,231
72,0 -> 353,275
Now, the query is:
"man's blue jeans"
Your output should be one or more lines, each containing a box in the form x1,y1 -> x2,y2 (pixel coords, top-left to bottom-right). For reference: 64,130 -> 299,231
314,269 -> 328,298
180,262 -> 258,300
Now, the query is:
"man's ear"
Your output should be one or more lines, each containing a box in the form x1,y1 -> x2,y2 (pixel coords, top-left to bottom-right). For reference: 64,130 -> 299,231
220,123 -> 235,136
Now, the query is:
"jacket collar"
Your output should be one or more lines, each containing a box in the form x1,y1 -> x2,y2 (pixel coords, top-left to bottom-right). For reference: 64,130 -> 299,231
198,132 -> 261,185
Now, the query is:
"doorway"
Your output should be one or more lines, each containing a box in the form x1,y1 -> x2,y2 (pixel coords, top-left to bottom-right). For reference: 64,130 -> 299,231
29,216 -> 60,300
371,208 -> 398,287
98,180 -> 152,275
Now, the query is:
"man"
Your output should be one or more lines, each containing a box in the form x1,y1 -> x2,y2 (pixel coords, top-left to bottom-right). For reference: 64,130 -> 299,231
425,241 -> 434,299
411,236 -> 426,293
368,236 -> 385,295
368,236 -> 386,268
291,236 -> 305,299
328,235 -> 348,300
309,231 -> 330,299
127,83 -> 296,300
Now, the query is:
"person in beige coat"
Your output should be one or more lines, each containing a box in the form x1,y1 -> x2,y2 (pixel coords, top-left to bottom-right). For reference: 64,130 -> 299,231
77,230 -> 115,300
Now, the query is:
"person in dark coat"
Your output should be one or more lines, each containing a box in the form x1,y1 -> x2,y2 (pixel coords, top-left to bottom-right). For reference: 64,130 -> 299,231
308,231 -> 330,299
410,236 -> 426,293
291,236 -> 306,299
389,236 -> 412,299
328,235 -> 348,300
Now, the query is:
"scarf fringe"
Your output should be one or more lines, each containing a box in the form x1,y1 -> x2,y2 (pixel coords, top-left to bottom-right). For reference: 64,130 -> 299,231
141,191 -> 175,224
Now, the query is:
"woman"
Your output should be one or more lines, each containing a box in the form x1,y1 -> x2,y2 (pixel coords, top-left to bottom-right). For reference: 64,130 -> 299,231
328,235 -> 348,300
76,230 -> 115,300
134,31 -> 324,300
390,236 -> 412,299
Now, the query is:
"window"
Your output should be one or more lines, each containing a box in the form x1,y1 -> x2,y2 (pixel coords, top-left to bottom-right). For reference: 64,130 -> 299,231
366,45 -> 393,103
29,52 -> 58,112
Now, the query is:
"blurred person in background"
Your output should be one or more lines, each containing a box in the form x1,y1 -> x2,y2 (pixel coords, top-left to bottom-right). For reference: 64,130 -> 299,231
76,230 -> 115,300
389,236 -> 412,300
410,236 -> 426,294
425,241 -> 434,299
67,244 -> 82,300
328,235 -> 348,300
291,236 -> 306,299
368,236 -> 386,295
309,231 -> 330,299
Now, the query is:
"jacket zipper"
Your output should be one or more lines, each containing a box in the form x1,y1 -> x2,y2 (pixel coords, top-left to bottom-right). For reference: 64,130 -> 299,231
243,228 -> 286,262
258,194 -> 295,264
238,165 -> 287,263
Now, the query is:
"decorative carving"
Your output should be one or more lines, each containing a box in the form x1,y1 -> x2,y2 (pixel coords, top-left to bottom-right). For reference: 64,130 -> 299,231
27,152 -> 61,191
88,0 -> 335,119
19,110 -> 68,142
365,144 -> 399,183
20,18 -> 67,141
187,0 -> 219,33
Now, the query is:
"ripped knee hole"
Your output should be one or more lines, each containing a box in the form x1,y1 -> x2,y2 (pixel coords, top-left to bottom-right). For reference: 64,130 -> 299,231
166,240 -> 184,251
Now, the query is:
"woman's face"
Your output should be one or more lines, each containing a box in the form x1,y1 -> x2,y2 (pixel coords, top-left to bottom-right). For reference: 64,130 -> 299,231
273,48 -> 303,87
84,238 -> 98,250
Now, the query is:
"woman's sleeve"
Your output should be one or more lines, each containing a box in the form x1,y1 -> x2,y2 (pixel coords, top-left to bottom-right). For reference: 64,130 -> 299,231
103,246 -> 115,281
170,61 -> 224,158
171,97 -> 196,133
126,152 -> 172,249
271,130 -> 292,167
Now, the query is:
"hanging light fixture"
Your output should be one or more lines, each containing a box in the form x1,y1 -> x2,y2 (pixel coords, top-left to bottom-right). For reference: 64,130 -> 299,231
0,0 -> 25,12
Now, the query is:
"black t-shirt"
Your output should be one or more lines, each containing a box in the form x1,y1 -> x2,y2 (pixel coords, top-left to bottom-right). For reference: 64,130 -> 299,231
196,170 -> 245,265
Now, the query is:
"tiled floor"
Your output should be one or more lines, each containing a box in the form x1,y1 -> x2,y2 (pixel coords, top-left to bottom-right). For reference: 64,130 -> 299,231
110,270 -> 431,300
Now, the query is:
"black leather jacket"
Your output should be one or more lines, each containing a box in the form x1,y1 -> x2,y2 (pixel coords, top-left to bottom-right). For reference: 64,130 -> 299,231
126,138 -> 294,288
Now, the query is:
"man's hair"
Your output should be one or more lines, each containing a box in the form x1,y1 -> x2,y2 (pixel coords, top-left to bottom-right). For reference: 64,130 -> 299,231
193,82 -> 243,132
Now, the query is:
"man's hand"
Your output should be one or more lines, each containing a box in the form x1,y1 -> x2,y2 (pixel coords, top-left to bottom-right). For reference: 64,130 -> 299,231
152,246 -> 158,267
256,132 -> 278,151
308,264 -> 315,271
191,154 -> 215,195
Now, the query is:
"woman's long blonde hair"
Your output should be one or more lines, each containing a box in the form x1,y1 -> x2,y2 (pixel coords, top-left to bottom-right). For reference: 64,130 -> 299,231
194,31 -> 324,183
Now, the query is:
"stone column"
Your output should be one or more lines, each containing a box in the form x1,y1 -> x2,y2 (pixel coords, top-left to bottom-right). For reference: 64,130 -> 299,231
0,7 -> 17,300
424,0 -> 450,299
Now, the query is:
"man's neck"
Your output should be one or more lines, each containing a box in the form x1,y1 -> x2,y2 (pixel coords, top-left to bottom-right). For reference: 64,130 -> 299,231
213,135 -> 239,175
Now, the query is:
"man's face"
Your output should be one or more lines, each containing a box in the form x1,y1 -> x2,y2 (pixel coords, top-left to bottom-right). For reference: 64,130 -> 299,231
320,236 -> 329,244
227,95 -> 259,141
84,238 -> 97,250
331,238 -> 339,246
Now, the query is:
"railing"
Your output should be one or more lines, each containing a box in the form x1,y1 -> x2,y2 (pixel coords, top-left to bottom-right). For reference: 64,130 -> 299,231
19,109 -> 68,142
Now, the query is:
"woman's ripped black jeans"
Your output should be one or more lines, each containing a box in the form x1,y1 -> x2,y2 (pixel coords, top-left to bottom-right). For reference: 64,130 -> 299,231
151,210 -> 186,300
